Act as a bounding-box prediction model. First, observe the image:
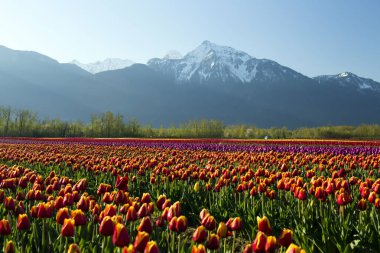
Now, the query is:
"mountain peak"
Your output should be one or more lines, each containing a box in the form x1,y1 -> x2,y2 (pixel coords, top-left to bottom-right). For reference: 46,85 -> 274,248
163,50 -> 183,60
314,72 -> 380,91
70,58 -> 134,74
148,40 -> 305,84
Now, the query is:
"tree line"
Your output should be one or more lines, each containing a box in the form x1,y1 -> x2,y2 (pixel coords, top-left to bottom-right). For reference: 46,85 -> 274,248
1,106 -> 380,139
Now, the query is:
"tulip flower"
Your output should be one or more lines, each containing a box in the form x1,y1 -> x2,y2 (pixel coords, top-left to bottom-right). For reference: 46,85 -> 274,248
168,216 -> 178,232
144,241 -> 160,253
126,206 -> 138,221
4,240 -> 15,253
138,203 -> 149,218
191,244 -> 206,253
357,198 -> 367,211
71,209 -> 87,226
192,225 -> 208,243
104,204 -> 117,217
230,217 -> 243,231
243,244 -> 253,253
4,197 -> 15,211
77,195 -> 89,211
265,236 -> 277,253
278,228 -> 293,247
217,222 -> 228,238
61,218 -> 75,237
201,214 -> 216,231
285,243 -> 306,253
206,233 -> 219,250
113,223 -> 130,247
99,216 -> 115,236
0,219 -> 11,235
122,245 -> 136,253
116,175 -> 128,191
56,208 -> 70,225
199,208 -> 209,220
67,243 -> 81,253
17,214 -> 30,230
134,231 -> 149,252
194,182 -> 200,192
176,215 -> 187,233
141,193 -> 151,203
155,215 -> 166,227
257,216 -> 271,234
156,195 -> 166,211
138,216 -> 153,234
37,202 -> 53,218
252,231 -> 267,253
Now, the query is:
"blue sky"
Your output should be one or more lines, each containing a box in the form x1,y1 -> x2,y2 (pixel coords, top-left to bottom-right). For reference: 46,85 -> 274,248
0,0 -> 379,80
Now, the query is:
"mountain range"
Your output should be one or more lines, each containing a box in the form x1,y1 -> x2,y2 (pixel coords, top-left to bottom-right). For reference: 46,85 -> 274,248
0,41 -> 379,128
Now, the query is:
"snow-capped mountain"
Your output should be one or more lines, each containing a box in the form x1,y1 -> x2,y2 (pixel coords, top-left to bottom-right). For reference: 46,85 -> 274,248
70,58 -> 134,74
147,40 -> 307,84
314,72 -> 380,92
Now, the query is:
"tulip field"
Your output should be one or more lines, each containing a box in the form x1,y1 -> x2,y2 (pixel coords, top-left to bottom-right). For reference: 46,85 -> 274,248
0,138 -> 380,253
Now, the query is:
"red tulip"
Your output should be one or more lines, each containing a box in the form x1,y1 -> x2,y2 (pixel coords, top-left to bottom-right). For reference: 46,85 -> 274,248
278,228 -> 293,247
61,218 -> 75,237
56,208 -> 70,225
138,217 -> 153,234
4,240 -> 15,253
265,236 -> 277,253
134,231 -> 149,252
192,225 -> 208,243
206,233 -> 219,250
201,214 -> 216,231
17,214 -> 30,230
113,223 -> 130,247
252,231 -> 267,253
176,215 -> 187,233
126,206 -> 138,221
71,209 -> 87,226
357,199 -> 367,211
0,219 -> 11,235
144,241 -> 160,253
257,216 -> 271,235
99,216 -> 115,236
230,217 -> 243,231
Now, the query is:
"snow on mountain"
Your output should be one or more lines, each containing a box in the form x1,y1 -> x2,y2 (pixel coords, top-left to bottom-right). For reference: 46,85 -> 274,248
164,50 -> 183,60
313,72 -> 380,91
70,58 -> 134,74
147,40 -> 306,84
